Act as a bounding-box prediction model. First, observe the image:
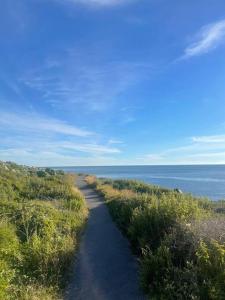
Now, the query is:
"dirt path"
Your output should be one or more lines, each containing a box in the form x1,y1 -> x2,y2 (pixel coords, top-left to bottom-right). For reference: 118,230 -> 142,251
65,176 -> 145,300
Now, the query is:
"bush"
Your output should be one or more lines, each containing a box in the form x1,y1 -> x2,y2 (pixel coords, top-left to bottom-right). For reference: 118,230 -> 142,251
87,176 -> 225,299
0,222 -> 20,299
0,161 -> 88,299
45,168 -> 56,176
140,225 -> 199,299
196,240 -> 225,299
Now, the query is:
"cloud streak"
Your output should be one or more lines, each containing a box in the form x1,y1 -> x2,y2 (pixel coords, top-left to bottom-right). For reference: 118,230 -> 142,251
0,110 -> 122,165
58,0 -> 134,8
60,142 -> 121,154
0,148 -> 122,166
183,19 -> 225,58
141,134 -> 225,165
192,135 -> 225,143
0,111 -> 93,137
21,52 -> 150,113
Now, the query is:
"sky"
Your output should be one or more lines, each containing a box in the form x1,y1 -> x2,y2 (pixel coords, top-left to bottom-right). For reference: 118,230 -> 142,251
1,0 -> 225,166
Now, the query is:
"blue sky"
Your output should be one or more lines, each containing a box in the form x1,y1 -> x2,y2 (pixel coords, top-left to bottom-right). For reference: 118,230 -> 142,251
1,0 -> 225,166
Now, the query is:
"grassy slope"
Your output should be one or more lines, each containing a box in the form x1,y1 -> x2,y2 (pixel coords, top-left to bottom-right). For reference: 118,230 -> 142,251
0,161 -> 88,300
86,176 -> 225,300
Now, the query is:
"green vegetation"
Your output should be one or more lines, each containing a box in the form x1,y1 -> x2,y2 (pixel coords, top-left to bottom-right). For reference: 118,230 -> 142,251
86,176 -> 225,299
0,161 -> 88,299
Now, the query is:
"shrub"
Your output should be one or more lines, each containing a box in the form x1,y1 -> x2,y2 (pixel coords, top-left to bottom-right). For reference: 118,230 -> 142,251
0,222 -> 20,299
36,170 -> 46,178
140,225 -> 200,299
87,176 -> 225,299
0,161 -> 88,299
196,240 -> 225,299
45,168 -> 56,176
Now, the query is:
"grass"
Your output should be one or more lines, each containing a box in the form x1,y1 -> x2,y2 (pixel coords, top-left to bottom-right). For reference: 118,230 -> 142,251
86,175 -> 225,300
0,161 -> 88,299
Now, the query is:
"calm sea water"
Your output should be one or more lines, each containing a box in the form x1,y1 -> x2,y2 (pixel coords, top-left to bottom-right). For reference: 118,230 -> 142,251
55,165 -> 225,200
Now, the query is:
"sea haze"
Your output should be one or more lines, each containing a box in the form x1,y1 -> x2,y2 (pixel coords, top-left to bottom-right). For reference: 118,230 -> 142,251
55,165 -> 225,201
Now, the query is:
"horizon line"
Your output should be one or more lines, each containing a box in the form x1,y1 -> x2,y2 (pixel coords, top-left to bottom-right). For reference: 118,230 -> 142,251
48,163 -> 225,168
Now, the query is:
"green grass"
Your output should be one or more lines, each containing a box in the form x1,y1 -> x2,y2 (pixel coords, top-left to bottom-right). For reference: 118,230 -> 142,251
86,176 -> 225,300
0,161 -> 88,299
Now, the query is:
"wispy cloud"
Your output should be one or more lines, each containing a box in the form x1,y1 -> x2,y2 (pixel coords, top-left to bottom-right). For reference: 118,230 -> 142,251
0,148 -> 122,167
108,139 -> 123,144
21,48 -> 151,113
60,142 -> 121,154
0,136 -> 121,156
183,19 -> 225,59
0,111 -> 93,137
57,0 -> 134,8
141,134 -> 225,165
0,110 -> 122,165
192,135 -> 225,143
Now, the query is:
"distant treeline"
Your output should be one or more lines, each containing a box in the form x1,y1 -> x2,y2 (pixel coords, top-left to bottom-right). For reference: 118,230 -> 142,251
86,176 -> 225,299
0,161 -> 87,299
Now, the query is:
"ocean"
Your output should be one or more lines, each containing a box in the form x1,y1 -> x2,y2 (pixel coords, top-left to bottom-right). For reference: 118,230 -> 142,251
55,165 -> 225,200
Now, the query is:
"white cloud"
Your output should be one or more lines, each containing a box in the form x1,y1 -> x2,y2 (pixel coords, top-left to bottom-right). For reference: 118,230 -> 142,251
0,140 -> 120,157
59,0 -> 133,7
2,132 -> 225,166
0,148 -> 122,167
188,151 -> 225,158
0,110 -> 122,165
60,142 -> 121,154
141,134 -> 225,165
192,135 -> 225,143
0,111 -> 93,137
108,139 -> 123,144
21,49 -> 151,113
183,19 -> 225,58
